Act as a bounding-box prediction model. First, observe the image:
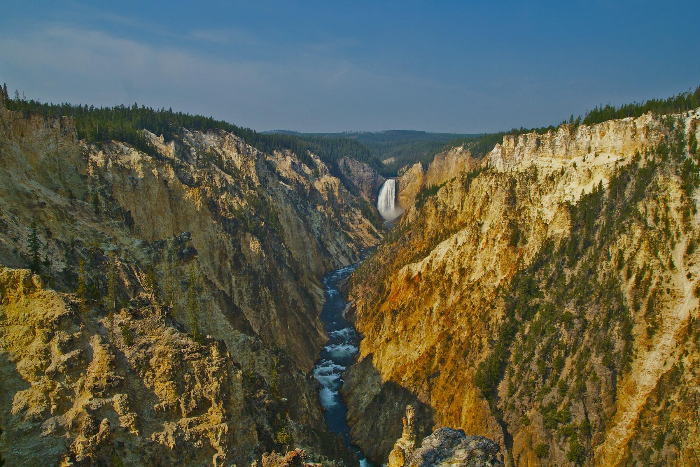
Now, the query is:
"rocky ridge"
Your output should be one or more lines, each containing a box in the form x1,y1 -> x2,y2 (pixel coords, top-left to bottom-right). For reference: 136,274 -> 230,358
396,163 -> 427,211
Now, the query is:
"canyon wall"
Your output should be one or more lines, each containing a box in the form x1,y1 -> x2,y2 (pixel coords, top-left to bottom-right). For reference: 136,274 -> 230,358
425,145 -> 481,188
337,156 -> 386,204
344,111 -> 700,466
0,99 -> 380,466
395,144 -> 483,211
397,163 -> 425,210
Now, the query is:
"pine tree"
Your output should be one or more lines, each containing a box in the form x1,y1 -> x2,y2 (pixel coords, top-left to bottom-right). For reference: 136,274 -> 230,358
187,264 -> 201,342
275,426 -> 292,448
270,356 -> 280,396
164,241 -> 177,308
106,253 -> 118,313
76,259 -> 88,312
28,221 -> 41,274
143,266 -> 158,302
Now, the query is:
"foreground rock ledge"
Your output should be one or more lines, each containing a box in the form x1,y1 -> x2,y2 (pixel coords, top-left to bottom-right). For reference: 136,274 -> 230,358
392,427 -> 504,467
387,406 -> 503,467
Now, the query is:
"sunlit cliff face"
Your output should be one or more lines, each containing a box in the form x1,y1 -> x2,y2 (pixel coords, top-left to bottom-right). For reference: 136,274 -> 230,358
344,109 -> 700,466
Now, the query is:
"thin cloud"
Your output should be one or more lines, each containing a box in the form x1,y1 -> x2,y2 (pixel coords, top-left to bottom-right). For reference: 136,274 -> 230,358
60,1 -> 181,40
0,19 -> 636,133
0,23 -> 524,132
305,36 -> 361,54
0,23 -> 411,130
188,28 -> 263,46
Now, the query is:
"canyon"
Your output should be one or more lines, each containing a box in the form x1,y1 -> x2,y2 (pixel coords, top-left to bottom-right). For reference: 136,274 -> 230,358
0,93 -> 379,466
1,86 -> 700,467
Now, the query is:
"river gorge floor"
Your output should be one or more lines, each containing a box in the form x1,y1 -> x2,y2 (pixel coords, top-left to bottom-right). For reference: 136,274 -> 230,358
313,264 -> 375,467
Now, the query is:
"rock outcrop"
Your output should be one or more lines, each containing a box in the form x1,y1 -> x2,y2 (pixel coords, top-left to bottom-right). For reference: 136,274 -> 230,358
425,145 -> 481,188
393,113 -> 665,212
387,407 -> 503,467
405,428 -> 503,467
261,449 -> 309,467
488,113 -> 663,172
345,109 -> 700,466
388,406 -> 419,467
337,156 -> 386,203
395,145 -> 483,210
397,163 -> 425,210
0,268 -> 254,466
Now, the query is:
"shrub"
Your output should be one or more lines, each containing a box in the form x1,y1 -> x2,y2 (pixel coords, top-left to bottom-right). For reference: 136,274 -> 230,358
653,432 -> 665,451
534,443 -> 549,458
276,426 -> 292,446
120,322 -> 134,346
557,380 -> 568,396
542,402 -> 570,430
567,438 -> 586,465
415,182 -> 445,209
111,452 -> 125,467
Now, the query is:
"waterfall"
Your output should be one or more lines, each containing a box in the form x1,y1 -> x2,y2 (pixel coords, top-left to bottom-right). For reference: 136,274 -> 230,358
377,179 -> 403,221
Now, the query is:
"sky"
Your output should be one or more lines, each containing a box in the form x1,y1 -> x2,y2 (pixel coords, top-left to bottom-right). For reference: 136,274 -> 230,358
1,1 -> 699,133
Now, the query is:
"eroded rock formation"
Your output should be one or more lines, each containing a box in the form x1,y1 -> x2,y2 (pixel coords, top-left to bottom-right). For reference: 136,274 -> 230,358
387,406 -> 503,467
397,163 -> 425,210
405,428 -> 503,467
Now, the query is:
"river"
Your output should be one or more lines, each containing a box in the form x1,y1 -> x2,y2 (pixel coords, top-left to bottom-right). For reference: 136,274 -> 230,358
313,263 -> 375,467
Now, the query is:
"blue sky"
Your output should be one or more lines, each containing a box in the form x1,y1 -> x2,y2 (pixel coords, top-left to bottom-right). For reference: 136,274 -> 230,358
1,1 -> 699,133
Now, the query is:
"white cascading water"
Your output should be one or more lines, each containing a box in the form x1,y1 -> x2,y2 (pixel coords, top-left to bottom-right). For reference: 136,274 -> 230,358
377,179 -> 403,221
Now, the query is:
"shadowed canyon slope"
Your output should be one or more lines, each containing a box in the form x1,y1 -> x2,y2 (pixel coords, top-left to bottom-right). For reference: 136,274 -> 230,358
0,94 -> 381,466
345,110 -> 700,466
